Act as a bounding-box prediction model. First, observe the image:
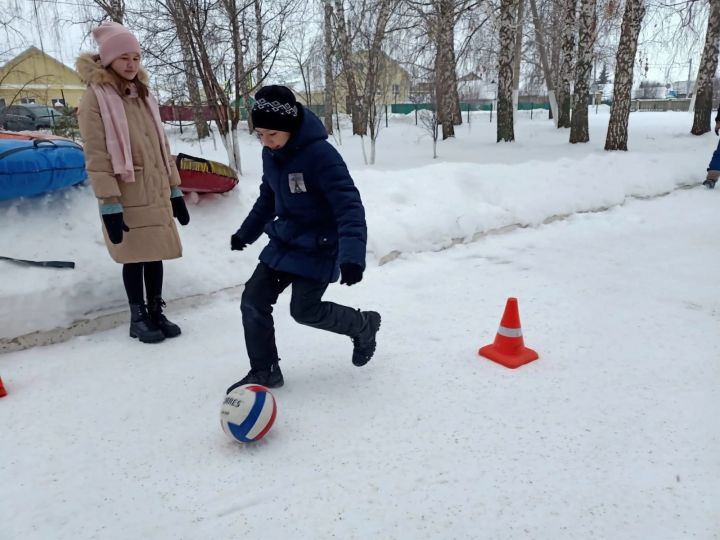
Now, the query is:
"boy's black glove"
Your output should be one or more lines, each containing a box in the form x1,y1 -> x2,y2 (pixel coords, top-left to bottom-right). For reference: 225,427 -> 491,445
171,194 -> 190,225
231,232 -> 247,251
340,263 -> 363,286
102,212 -> 129,244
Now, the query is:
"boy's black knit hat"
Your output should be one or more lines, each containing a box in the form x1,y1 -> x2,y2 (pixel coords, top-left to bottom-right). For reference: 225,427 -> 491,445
251,85 -> 301,133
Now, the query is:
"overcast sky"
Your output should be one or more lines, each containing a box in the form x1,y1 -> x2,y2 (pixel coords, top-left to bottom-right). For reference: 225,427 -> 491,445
3,0 -> 708,87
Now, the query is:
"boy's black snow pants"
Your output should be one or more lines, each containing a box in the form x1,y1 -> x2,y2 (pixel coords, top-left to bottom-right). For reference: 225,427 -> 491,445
241,262 -> 364,371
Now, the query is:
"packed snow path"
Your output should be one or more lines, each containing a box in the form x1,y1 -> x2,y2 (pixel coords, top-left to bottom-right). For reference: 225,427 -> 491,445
1,188 -> 718,539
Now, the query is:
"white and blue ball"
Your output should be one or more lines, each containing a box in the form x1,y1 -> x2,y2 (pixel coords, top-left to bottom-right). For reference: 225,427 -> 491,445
220,384 -> 277,443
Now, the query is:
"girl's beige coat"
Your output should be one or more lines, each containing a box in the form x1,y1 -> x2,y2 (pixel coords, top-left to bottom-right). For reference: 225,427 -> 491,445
76,53 -> 182,264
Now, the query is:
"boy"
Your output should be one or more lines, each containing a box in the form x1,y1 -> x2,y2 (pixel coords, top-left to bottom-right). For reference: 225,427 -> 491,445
227,85 -> 381,392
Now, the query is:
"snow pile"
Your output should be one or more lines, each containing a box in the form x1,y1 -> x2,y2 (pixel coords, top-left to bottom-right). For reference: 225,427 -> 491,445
0,110 -> 712,339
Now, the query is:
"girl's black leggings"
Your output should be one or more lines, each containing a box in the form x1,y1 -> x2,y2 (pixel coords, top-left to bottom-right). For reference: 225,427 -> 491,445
122,261 -> 163,305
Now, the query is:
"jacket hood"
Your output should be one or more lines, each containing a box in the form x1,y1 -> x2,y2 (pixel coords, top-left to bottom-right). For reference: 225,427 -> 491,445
75,52 -> 150,87
286,105 -> 328,151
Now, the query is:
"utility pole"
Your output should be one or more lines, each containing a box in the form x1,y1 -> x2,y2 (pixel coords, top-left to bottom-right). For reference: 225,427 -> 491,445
687,58 -> 693,97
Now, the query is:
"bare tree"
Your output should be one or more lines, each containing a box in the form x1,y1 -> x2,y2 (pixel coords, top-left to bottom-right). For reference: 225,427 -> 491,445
497,0 -> 519,142
324,0 -> 335,134
331,0 -> 402,161
40,0 -> 126,43
283,5 -> 323,108
641,0 -> 707,89
434,0 -> 463,136
365,52 -> 400,163
360,0 -> 399,161
0,2 -> 25,51
172,0 -> 245,173
225,0 -> 251,152
424,0 -> 464,137
254,0 -> 264,91
691,0 -> 720,135
569,0 -> 596,144
449,2 -> 493,99
74,0 -> 126,23
334,0 -> 364,134
365,81 -> 385,163
176,14 -> 209,138
405,0 -> 481,139
512,0 -> 524,112
556,0 -> 576,128
528,0 -> 559,124
419,106 -> 440,158
604,0 -> 645,151
159,0 -> 210,139
67,0 -> 126,23
166,0 -> 293,174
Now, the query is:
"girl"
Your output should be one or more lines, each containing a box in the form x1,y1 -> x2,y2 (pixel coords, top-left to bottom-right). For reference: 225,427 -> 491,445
77,22 -> 189,343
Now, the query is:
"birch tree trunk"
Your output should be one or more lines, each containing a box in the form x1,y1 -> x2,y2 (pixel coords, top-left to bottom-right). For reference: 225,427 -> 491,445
368,100 -> 384,164
512,0 -> 524,113
691,0 -> 720,136
323,0 -> 334,134
569,0 -> 596,144
604,0 -> 645,151
435,0 -> 458,138
497,0 -> 519,142
227,0 -> 246,170
556,0 -> 576,128
334,0 -> 365,135
528,0 -> 558,125
450,42 -> 462,126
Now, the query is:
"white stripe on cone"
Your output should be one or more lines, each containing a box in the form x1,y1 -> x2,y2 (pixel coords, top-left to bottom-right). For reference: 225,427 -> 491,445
497,326 -> 523,338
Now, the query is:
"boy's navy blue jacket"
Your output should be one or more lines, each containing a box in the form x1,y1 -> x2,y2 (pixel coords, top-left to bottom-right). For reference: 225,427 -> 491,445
235,106 -> 367,283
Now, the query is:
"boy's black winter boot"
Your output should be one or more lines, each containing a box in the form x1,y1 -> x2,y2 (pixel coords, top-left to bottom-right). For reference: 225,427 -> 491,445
129,303 -> 165,344
148,296 -> 181,338
705,170 -> 720,188
352,311 -> 381,366
226,361 -> 284,394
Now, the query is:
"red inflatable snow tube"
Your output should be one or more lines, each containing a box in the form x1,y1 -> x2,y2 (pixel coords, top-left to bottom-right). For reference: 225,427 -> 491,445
174,153 -> 238,194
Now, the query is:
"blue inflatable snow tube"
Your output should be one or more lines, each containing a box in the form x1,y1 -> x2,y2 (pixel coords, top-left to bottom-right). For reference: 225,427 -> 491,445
0,138 -> 87,201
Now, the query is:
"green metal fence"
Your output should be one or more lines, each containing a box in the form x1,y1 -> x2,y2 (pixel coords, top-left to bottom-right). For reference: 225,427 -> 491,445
305,104 -> 326,117
390,102 -> 550,114
518,102 -> 550,110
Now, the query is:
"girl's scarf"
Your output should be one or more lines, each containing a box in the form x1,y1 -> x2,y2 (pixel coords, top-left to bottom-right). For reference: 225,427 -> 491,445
91,83 -> 170,183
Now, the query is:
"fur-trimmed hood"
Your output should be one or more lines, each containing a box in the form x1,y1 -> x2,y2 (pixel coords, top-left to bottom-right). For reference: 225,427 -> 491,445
75,52 -> 150,87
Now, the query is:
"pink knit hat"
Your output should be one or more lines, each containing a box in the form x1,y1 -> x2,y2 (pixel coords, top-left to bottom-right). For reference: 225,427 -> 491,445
92,21 -> 141,67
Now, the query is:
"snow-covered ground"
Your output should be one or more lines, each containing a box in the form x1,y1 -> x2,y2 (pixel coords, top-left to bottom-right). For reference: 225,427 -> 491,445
0,108 -> 712,341
2,108 -> 720,539
1,185 -> 719,539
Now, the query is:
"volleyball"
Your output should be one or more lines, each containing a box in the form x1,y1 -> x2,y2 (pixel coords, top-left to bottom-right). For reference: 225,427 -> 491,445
220,384 -> 277,443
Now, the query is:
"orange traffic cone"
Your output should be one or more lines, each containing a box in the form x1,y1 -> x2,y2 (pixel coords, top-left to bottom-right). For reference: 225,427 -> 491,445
0,375 -> 7,397
479,297 -> 539,369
